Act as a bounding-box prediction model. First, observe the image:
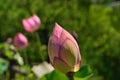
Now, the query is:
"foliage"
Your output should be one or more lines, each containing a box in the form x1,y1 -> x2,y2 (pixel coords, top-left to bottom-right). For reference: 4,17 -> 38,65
0,0 -> 120,80
0,58 -> 9,75
75,64 -> 93,78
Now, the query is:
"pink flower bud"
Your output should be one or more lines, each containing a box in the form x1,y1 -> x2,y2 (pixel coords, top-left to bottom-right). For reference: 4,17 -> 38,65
22,14 -> 41,32
48,23 -> 81,73
14,32 -> 28,48
5,37 -> 12,44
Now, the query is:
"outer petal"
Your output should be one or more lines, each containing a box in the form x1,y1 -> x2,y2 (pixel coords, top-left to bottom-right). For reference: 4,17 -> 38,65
60,38 -> 77,67
22,19 -> 33,32
48,23 -> 63,63
62,29 -> 79,50
62,27 -> 81,64
48,36 -> 60,63
73,60 -> 81,72
53,57 -> 71,73
27,17 -> 36,27
32,14 -> 41,26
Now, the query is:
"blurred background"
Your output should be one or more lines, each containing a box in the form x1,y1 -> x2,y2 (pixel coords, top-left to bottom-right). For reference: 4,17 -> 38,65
0,0 -> 120,80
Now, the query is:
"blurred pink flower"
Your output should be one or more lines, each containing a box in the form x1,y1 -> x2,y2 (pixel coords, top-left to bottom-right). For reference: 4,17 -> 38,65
5,37 -> 12,44
48,23 -> 81,73
22,14 -> 41,32
14,32 -> 28,48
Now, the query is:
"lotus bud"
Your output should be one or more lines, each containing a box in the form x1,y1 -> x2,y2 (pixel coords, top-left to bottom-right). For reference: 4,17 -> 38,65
48,23 -> 81,73
14,32 -> 28,48
22,14 -> 41,32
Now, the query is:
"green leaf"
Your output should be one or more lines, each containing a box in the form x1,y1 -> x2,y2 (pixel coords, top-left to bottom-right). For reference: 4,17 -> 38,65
45,70 -> 68,80
5,50 -> 14,59
74,64 -> 93,78
0,43 -> 4,48
39,76 -> 47,80
4,44 -> 14,59
0,58 -> 9,74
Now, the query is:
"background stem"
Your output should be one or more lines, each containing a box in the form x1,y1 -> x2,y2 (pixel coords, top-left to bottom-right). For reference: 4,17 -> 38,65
35,32 -> 41,47
23,49 -> 29,80
35,32 -> 43,61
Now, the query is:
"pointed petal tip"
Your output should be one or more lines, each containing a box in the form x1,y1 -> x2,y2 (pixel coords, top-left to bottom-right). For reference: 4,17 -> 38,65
54,22 -> 61,29
55,22 -> 59,26
52,22 -> 63,38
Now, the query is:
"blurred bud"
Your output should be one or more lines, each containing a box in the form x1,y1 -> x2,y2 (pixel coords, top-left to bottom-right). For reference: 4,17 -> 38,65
22,14 -> 41,32
48,23 -> 81,73
14,32 -> 28,48
72,31 -> 78,40
5,37 -> 12,44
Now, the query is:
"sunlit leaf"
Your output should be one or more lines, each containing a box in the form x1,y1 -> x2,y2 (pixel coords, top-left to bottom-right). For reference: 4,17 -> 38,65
45,70 -> 68,80
39,76 -> 47,80
74,64 -> 93,78
5,50 -> 14,59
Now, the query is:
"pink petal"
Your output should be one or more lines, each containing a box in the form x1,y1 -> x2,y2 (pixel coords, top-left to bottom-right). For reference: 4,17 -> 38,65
32,14 -> 41,26
22,19 -> 33,32
27,17 -> 36,27
52,23 -> 63,38
14,32 -> 28,48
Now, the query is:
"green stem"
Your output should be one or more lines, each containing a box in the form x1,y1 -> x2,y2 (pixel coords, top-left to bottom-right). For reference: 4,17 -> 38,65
35,32 -> 43,61
35,32 -> 41,47
66,72 -> 74,80
23,49 -> 29,80
25,0 -> 32,15
23,49 -> 28,65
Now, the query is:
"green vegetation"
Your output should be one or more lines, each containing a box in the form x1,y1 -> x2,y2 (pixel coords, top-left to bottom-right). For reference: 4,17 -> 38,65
0,0 -> 120,80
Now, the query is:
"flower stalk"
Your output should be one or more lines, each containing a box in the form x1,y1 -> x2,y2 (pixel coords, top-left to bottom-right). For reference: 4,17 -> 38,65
66,72 -> 74,80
